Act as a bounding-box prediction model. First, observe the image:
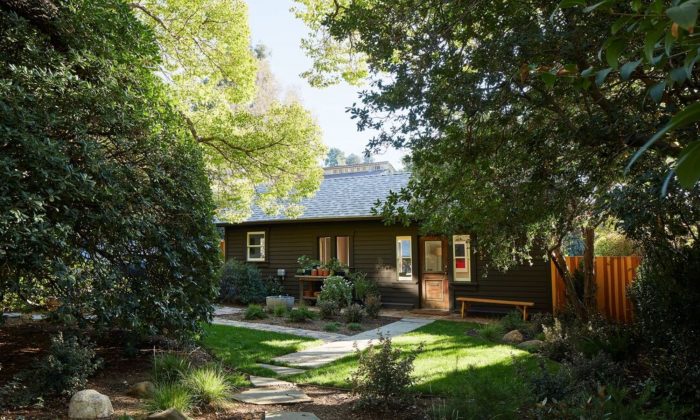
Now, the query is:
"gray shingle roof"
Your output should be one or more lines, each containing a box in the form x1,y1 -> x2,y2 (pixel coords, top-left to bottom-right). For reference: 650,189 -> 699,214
242,172 -> 410,223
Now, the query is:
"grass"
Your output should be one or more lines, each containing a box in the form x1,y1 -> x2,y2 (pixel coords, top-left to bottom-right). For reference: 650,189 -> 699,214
146,383 -> 193,413
153,353 -> 190,384
202,324 -> 321,376
292,321 -> 541,397
183,366 -> 231,405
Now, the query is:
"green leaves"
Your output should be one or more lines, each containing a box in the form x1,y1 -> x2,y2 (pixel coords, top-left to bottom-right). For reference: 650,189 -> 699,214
620,59 -> 641,80
605,38 -> 625,68
595,67 -> 612,86
666,1 -> 699,30
676,141 -> 700,188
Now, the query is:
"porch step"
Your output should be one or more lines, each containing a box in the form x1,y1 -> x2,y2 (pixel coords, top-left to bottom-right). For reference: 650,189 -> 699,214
380,302 -> 415,310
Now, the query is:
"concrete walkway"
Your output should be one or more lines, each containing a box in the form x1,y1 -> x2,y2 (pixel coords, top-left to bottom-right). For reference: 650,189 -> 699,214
272,318 -> 433,368
211,318 -> 346,342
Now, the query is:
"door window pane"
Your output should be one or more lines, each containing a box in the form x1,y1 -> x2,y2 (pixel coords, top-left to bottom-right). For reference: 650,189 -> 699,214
424,241 -> 443,272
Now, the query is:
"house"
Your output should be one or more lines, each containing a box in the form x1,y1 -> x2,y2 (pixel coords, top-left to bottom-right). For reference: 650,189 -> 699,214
217,162 -> 552,313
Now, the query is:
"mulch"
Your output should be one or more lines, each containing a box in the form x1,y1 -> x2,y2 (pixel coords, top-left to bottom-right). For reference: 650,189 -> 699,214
0,321 -> 431,419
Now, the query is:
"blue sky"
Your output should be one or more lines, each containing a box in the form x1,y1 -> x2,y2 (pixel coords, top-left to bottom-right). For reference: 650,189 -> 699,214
246,0 -> 405,167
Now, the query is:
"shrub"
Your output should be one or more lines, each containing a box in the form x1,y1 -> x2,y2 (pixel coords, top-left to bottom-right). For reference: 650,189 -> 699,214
271,304 -> 287,317
347,322 -> 362,331
0,333 -> 102,408
478,323 -> 504,342
318,276 -> 353,308
343,304 -> 365,324
324,322 -> 340,332
244,304 -> 268,320
540,319 -> 570,361
263,276 -> 284,296
499,310 -> 527,332
348,272 -> 379,301
147,384 -> 193,413
287,306 -> 316,323
153,353 -> 190,384
527,312 -> 554,337
364,294 -> 382,319
350,334 -> 421,408
183,366 -> 231,406
219,259 -> 267,304
318,299 -> 339,319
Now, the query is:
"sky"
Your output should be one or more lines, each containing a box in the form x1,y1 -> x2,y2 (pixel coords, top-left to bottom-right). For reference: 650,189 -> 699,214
245,0 -> 406,168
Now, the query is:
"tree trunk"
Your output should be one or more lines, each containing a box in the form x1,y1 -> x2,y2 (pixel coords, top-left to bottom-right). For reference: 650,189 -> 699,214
550,245 -> 588,319
582,227 -> 596,311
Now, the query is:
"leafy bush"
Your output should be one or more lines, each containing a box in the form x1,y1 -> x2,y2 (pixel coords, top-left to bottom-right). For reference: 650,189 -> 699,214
526,312 -> 554,337
350,334 -> 421,408
499,310 -> 527,332
521,358 -> 573,402
318,276 -> 353,308
348,272 -> 379,301
478,323 -> 504,342
147,384 -> 193,413
219,259 -> 267,304
324,322 -> 340,332
318,299 -> 339,319
343,303 -> 365,324
540,319 -> 570,361
0,334 -> 102,408
183,366 -> 231,405
263,276 -> 284,296
270,304 -> 287,317
153,353 -> 190,384
244,304 -> 268,320
287,306 -> 316,323
347,322 -> 362,331
364,294 -> 382,319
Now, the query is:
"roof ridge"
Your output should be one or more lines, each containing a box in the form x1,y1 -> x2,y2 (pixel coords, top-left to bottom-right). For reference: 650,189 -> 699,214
322,171 -> 410,181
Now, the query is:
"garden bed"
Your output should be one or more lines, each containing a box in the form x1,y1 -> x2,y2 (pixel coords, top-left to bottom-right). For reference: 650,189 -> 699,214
217,311 -> 400,336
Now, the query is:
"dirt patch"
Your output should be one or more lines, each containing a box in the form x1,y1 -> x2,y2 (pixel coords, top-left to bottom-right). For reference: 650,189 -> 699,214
0,323 -> 430,419
218,312 -> 400,336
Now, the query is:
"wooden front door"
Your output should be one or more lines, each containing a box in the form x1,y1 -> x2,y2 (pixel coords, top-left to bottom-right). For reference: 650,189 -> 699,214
420,237 -> 449,310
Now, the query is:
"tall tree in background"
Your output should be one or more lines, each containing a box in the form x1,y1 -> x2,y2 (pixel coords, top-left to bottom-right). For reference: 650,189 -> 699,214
346,153 -> 362,165
325,147 -> 346,166
131,0 -> 326,221
295,0 -> 699,318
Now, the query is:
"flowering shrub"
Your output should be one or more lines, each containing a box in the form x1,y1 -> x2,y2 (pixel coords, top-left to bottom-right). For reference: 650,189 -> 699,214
318,276 -> 352,308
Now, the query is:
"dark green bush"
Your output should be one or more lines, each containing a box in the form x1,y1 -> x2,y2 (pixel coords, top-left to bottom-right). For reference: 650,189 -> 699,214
219,259 -> 267,304
153,353 -> 190,384
318,276 -> 353,308
343,304 -> 365,324
270,304 -> 287,317
324,322 -> 340,332
499,310 -> 527,332
263,276 -> 284,296
348,272 -> 379,301
318,299 -> 339,319
287,306 -> 316,323
364,295 -> 382,319
0,334 -> 102,408
351,334 -> 421,408
347,322 -> 362,331
244,304 -> 267,320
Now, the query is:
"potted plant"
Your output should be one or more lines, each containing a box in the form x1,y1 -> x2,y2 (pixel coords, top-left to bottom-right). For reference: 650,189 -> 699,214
297,255 -> 317,275
326,257 -> 347,276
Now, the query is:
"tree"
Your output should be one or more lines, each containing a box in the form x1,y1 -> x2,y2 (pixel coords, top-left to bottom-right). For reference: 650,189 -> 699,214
131,0 -> 326,222
295,0 -> 699,318
346,153 -> 362,165
363,154 -> 375,164
0,0 -> 220,338
325,147 -> 346,166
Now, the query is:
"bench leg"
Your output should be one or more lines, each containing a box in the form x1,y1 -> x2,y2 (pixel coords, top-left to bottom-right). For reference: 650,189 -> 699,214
517,306 -> 528,321
461,301 -> 465,318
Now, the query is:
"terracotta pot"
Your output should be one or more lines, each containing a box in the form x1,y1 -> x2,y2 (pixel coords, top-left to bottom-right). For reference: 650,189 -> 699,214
322,268 -> 330,276
303,290 -> 314,297
311,268 -> 319,276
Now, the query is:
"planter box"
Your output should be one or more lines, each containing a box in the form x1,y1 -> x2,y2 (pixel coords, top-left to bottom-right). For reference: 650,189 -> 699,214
266,295 -> 295,309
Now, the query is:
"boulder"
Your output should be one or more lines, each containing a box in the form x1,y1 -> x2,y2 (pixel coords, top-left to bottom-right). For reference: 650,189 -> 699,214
147,408 -> 189,420
518,339 -> 544,351
68,389 -> 114,419
126,381 -> 156,398
502,329 -> 524,344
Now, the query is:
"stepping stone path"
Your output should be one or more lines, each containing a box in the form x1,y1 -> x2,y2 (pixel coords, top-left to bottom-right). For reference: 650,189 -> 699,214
265,413 -> 320,420
249,376 -> 296,388
212,318 -> 345,342
272,317 -> 434,368
213,305 -> 243,316
257,363 -> 306,377
232,387 -> 313,405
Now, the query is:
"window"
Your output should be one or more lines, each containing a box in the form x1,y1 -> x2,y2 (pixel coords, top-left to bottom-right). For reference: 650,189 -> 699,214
336,236 -> 350,266
396,236 -> 413,281
453,235 -> 471,282
424,240 -> 443,272
319,236 -> 332,263
246,232 -> 265,262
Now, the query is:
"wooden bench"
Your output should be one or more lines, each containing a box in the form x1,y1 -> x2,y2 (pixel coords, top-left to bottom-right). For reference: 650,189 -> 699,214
457,297 -> 535,320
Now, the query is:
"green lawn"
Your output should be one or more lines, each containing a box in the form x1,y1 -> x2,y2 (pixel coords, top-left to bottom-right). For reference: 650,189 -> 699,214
201,324 -> 321,377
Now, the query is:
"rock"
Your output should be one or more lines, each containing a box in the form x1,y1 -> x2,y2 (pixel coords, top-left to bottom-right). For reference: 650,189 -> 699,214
147,408 -> 189,420
502,329 -> 524,344
518,339 -> 544,351
126,381 -> 155,398
68,389 -> 114,419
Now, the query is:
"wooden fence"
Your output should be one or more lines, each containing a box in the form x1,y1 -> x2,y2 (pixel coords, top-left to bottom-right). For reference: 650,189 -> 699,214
550,256 -> 642,323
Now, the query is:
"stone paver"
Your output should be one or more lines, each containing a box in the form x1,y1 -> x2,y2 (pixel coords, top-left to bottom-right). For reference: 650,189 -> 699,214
265,412 -> 320,420
213,305 -> 243,316
249,376 -> 295,388
272,318 -> 433,368
257,364 -> 306,377
212,318 -> 345,342
232,387 -> 312,405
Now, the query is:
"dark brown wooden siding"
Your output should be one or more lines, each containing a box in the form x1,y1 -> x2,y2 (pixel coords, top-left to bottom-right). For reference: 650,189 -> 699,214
224,220 -> 552,313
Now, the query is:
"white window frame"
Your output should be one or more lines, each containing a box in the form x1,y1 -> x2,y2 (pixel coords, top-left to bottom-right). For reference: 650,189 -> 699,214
246,231 -> 266,262
452,235 -> 471,282
396,236 -> 413,281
